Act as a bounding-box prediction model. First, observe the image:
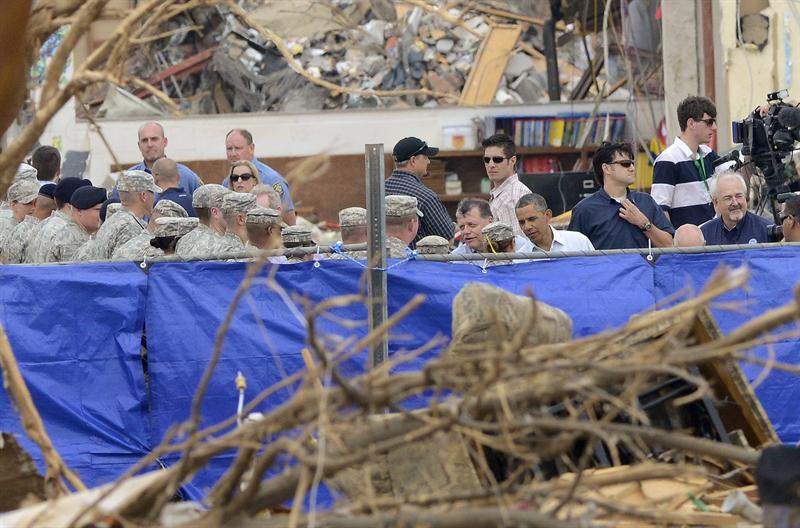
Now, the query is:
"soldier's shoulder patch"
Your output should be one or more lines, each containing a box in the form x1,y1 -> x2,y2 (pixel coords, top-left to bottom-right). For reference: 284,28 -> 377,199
272,182 -> 284,196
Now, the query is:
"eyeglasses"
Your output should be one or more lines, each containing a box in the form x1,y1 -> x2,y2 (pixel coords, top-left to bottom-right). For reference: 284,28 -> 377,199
697,118 -> 716,126
606,160 -> 635,168
230,174 -> 254,182
483,156 -> 508,164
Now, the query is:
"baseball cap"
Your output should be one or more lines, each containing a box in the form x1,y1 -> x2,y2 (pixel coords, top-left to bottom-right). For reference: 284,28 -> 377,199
392,137 -> 439,162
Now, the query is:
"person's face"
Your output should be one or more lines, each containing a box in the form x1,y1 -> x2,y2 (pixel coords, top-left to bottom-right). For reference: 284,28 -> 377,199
603,152 -> 636,187
138,124 -> 167,163
408,154 -> 430,178
459,207 -> 492,250
515,204 -> 551,246
483,146 -> 516,184
781,204 -> 800,242
714,177 -> 747,225
689,112 -> 717,145
226,132 -> 255,165
10,199 -> 35,221
78,204 -> 103,234
231,165 -> 258,193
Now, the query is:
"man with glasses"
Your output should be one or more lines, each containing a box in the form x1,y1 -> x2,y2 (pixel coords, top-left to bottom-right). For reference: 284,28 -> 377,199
482,133 -> 532,238
780,195 -> 800,243
385,136 -> 454,246
700,171 -> 770,245
652,96 -> 727,229
569,142 -> 673,249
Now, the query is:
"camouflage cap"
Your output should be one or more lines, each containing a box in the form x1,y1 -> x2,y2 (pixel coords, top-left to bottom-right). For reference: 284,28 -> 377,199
385,195 -> 423,217
106,203 -> 122,218
192,184 -> 229,209
246,206 -> 281,225
117,170 -> 162,193
339,207 -> 367,227
153,217 -> 199,238
416,235 -> 450,255
221,192 -> 257,215
7,179 -> 40,204
153,199 -> 188,218
482,222 -> 514,244
282,225 -> 314,245
14,163 -> 38,182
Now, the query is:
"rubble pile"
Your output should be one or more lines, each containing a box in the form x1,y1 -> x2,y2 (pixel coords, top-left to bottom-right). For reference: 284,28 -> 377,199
97,1 -> 654,117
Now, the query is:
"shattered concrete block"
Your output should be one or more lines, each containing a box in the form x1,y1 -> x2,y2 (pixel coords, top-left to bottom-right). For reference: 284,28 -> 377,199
505,52 -> 536,79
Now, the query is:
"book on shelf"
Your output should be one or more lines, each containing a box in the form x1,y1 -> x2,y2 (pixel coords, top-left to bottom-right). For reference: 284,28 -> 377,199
494,112 -> 626,148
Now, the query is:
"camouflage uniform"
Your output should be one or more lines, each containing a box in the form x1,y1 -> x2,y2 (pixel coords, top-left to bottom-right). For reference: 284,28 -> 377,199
385,195 -> 421,259
219,232 -> 245,253
111,232 -> 157,261
386,236 -> 409,258
44,219 -> 91,263
282,226 -> 315,263
218,192 -> 256,257
481,222 -> 514,266
174,184 -> 231,260
416,235 -> 450,255
77,209 -> 146,261
332,207 -> 367,260
0,179 -> 39,252
2,216 -> 40,264
25,210 -> 70,263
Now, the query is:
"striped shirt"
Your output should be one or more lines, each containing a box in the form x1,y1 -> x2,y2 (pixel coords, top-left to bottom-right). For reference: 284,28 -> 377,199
384,170 -> 454,246
489,174 -> 532,238
651,137 -> 722,229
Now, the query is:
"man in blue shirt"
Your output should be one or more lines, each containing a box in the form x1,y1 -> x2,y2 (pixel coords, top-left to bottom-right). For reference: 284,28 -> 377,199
700,171 -> 770,245
224,128 -> 296,225
152,158 -> 196,217
569,142 -> 674,249
128,122 -> 202,196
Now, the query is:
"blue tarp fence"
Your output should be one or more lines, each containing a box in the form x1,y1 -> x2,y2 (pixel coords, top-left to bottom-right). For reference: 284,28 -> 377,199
2,247 -> 799,499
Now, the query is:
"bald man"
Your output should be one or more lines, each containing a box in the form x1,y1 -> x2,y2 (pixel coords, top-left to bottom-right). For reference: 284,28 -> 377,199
153,158 -> 196,216
126,122 -> 202,197
673,224 -> 706,247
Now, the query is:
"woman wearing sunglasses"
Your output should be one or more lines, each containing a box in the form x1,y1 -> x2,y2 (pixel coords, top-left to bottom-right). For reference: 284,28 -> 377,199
229,160 -> 261,193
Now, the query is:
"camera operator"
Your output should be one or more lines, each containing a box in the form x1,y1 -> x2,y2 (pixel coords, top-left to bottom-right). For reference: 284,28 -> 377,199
780,194 -> 800,242
700,171 -> 771,244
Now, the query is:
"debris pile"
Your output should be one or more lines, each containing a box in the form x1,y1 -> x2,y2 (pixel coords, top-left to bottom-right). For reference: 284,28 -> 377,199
93,1 -> 661,117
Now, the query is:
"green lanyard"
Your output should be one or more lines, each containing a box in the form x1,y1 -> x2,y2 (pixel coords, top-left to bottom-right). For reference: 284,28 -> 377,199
694,153 -> 709,191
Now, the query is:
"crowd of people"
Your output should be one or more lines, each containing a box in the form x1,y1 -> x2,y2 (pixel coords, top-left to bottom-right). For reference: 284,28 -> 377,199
1,94 -> 798,267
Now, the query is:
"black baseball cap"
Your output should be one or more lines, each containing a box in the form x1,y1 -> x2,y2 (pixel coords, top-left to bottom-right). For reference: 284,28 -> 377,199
392,137 -> 439,162
70,186 -> 107,210
38,183 -> 56,199
54,178 -> 91,204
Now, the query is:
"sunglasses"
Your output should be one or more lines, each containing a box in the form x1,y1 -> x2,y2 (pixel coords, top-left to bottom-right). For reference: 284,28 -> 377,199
230,173 -> 254,182
483,156 -> 508,164
607,160 -> 635,168
697,118 -> 716,126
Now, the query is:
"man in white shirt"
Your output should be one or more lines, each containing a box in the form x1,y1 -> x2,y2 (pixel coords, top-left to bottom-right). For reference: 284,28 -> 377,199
483,133 -> 532,238
452,198 -> 533,256
515,193 -> 594,252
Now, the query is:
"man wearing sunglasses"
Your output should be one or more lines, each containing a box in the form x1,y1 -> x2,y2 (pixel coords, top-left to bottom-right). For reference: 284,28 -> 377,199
385,137 -> 454,246
781,195 -> 800,243
482,133 -> 532,238
569,142 -> 673,249
652,96 -> 729,229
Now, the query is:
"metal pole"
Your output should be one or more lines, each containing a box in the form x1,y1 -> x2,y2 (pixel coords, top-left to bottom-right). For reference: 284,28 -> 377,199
365,144 -> 388,368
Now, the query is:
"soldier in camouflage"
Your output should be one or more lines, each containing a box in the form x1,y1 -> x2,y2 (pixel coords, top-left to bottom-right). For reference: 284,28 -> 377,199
147,217 -> 200,257
45,186 -> 106,263
245,206 -> 282,250
175,184 -> 231,260
3,184 -> 56,264
26,178 -> 91,263
481,222 -> 515,266
0,179 -> 39,254
0,164 -> 38,222
385,195 -> 421,258
74,170 -> 158,261
282,225 -> 315,263
111,199 -> 187,261
416,235 -> 450,255
332,207 -> 367,260
219,192 -> 257,252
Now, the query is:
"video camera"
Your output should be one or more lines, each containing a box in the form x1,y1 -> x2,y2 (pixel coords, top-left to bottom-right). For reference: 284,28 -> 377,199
732,89 -> 800,192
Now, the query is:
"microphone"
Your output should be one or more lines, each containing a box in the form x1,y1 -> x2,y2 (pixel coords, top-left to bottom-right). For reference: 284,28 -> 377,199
713,149 -> 741,168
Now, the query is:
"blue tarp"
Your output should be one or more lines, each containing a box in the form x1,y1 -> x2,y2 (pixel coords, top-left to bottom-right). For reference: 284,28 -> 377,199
1,248 -> 799,499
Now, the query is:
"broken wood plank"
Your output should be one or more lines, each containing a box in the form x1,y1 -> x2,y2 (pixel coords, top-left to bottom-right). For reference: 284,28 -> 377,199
459,24 -> 521,106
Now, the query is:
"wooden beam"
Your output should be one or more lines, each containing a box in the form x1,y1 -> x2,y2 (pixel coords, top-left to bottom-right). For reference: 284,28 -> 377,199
459,24 -> 521,106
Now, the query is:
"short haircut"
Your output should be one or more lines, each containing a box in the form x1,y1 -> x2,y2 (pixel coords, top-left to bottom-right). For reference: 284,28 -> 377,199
710,170 -> 747,198
246,224 -> 273,247
153,158 -> 179,182
481,133 -> 516,159
137,122 -> 165,139
784,195 -> 800,219
226,128 -> 254,145
119,190 -> 138,206
386,214 -> 414,228
515,193 -> 548,211
340,225 -> 367,243
592,141 -> 634,184
677,96 -> 716,132
32,146 -> 61,181
457,198 -> 492,220
196,207 -> 211,223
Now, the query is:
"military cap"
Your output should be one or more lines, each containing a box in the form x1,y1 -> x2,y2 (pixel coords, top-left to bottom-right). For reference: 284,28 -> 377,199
221,192 -> 257,215
106,202 -> 122,218
70,186 -> 107,210
54,178 -> 91,204
385,195 -> 423,217
153,217 -> 199,238
7,179 -> 39,204
416,235 -> 450,255
246,206 -> 281,225
339,207 -> 367,227
39,183 -> 56,199
117,170 -> 162,193
282,225 -> 314,245
192,184 -> 229,209
14,163 -> 38,182
153,199 -> 188,218
482,222 -> 514,243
